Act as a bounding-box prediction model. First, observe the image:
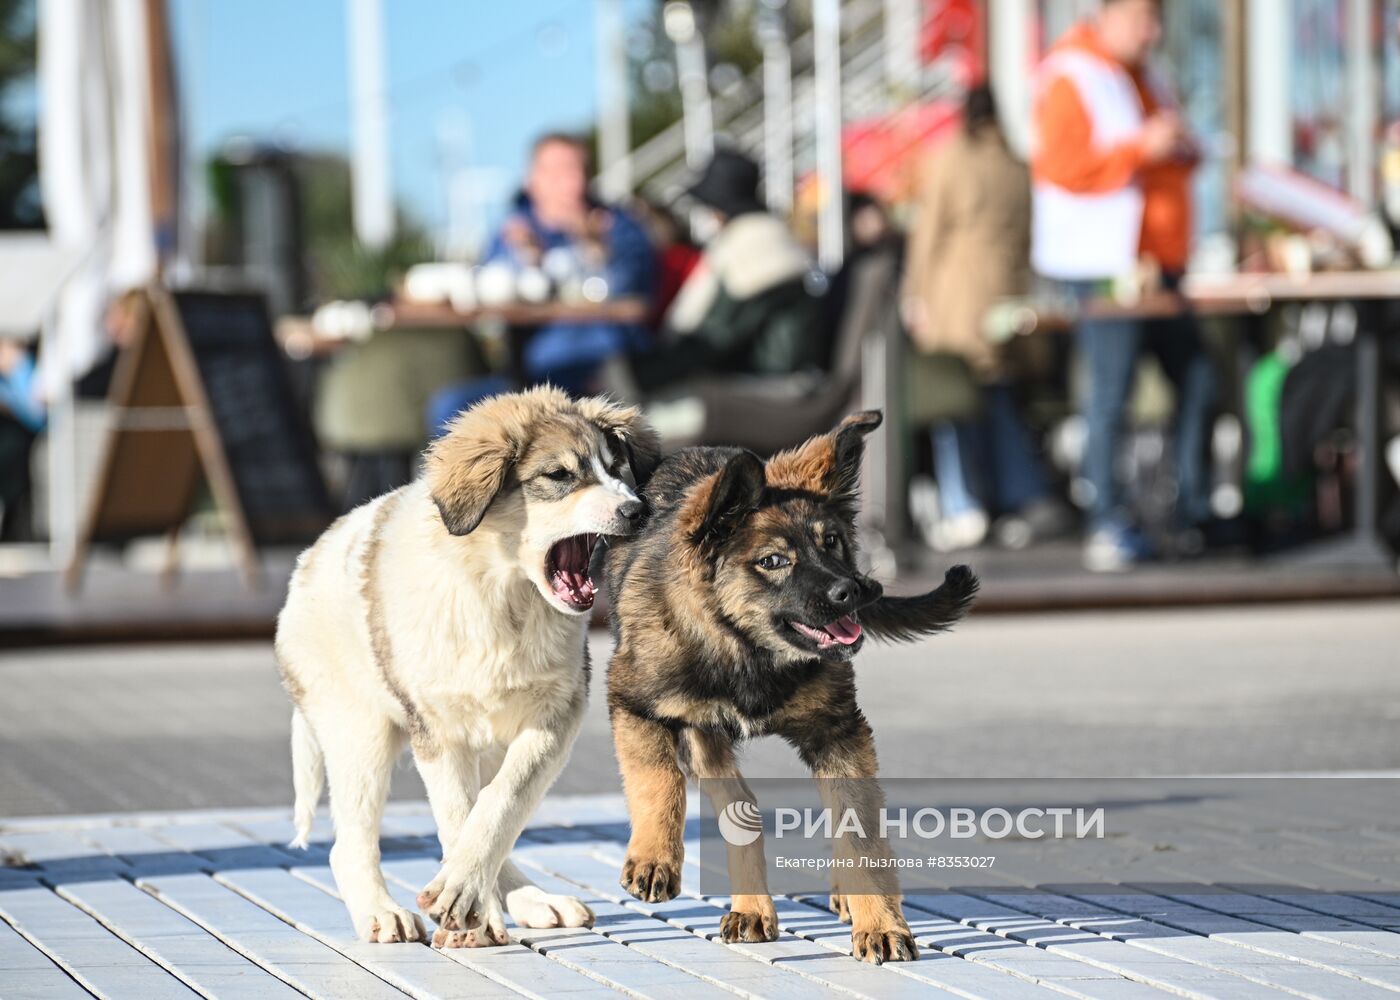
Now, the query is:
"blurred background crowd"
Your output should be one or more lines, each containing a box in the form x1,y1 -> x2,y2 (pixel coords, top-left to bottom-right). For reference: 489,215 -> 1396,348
2,0 -> 1400,614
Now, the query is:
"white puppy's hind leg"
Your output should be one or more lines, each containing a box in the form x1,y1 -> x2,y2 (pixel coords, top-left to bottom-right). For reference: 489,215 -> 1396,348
498,860 -> 595,929
321,713 -> 424,944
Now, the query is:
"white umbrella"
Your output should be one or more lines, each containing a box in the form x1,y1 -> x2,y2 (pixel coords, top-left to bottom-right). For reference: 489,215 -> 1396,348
37,0 -> 162,394
35,0 -> 174,558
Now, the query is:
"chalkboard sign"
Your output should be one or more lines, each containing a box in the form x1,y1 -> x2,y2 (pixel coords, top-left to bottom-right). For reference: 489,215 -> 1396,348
67,286 -> 333,590
173,291 -> 332,544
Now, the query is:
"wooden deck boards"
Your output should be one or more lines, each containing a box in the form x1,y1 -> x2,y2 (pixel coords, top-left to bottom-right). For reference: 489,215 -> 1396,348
3,798 -> 1400,999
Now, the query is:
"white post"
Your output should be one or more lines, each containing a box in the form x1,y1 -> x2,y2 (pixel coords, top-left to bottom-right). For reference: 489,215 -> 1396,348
813,0 -> 844,272
758,5 -> 794,213
595,0 -> 632,201
1245,0 -> 1292,166
989,0 -> 1032,157
1345,0 -> 1376,204
347,0 -> 394,248
883,0 -> 922,100
42,306 -> 77,565
665,2 -> 714,169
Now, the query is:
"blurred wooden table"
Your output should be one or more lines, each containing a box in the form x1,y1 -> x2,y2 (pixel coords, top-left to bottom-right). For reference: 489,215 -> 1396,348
1006,269 -> 1399,570
277,297 -> 649,361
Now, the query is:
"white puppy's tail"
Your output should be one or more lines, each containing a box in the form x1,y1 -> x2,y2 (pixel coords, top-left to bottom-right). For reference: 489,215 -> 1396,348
289,708 -> 324,849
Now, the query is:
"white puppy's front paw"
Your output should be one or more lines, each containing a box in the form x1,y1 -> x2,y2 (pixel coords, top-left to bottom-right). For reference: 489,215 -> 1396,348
418,867 -> 507,943
505,885 -> 595,929
354,904 -> 425,943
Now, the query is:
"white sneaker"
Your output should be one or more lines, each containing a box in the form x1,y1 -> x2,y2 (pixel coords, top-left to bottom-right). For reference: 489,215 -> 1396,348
1083,525 -> 1154,573
931,509 -> 989,552
908,476 -> 943,550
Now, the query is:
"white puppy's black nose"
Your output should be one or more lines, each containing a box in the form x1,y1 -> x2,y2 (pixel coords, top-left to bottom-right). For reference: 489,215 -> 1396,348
618,499 -> 644,523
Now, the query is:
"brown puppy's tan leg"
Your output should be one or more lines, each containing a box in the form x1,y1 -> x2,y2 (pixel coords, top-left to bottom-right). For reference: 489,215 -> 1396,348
686,730 -> 778,943
612,705 -> 686,902
785,710 -> 917,964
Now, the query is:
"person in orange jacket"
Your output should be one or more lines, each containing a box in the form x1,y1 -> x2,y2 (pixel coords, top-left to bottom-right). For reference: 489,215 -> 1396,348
1032,0 -> 1218,571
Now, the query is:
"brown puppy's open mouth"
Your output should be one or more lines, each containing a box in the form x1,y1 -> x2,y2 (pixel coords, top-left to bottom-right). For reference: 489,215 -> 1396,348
546,533 -> 600,610
789,616 -> 862,649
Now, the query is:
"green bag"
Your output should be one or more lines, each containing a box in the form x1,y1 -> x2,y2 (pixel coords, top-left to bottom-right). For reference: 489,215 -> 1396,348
905,351 -> 983,426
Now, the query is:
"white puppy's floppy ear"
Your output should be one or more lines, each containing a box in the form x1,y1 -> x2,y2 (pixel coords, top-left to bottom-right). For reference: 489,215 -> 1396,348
426,419 -> 517,536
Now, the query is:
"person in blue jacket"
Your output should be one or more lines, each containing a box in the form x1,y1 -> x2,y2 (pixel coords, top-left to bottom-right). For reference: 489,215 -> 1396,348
428,132 -> 655,434
0,339 -> 44,541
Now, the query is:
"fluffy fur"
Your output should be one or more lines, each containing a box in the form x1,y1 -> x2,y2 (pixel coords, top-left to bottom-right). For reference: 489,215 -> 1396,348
604,410 -> 977,963
276,386 -> 658,947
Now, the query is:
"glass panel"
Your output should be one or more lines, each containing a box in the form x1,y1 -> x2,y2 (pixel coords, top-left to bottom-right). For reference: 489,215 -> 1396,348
1291,0 -> 1350,190
1163,0 -> 1226,240
0,0 -> 42,230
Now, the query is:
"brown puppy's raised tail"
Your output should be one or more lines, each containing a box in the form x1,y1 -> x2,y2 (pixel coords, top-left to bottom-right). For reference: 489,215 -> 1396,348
860,565 -> 979,643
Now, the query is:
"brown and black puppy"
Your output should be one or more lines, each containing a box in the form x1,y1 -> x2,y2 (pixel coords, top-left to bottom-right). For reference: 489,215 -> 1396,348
604,410 -> 977,964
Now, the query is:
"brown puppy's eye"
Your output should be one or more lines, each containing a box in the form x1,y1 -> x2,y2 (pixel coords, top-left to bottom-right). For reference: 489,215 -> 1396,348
823,532 -> 839,548
541,467 -> 573,482
756,554 -> 790,571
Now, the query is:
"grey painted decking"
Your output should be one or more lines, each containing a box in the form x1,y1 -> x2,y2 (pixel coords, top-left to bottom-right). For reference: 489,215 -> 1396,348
3,796 -> 1400,999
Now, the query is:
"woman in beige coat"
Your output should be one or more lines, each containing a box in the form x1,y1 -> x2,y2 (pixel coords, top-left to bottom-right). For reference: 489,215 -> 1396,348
901,86 -> 1067,550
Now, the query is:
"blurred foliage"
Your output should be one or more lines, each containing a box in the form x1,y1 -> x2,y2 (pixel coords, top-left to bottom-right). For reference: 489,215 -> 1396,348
0,0 -> 42,229
313,229 -> 435,303
204,148 -> 432,305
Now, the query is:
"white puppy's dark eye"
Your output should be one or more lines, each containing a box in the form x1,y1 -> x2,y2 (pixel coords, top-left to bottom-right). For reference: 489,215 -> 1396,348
756,554 -> 791,571
542,467 -> 573,482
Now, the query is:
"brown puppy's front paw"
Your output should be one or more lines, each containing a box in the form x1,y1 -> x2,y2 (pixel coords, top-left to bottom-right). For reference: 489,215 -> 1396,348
829,892 -> 852,923
719,896 -> 778,943
620,853 -> 682,903
851,920 -> 918,964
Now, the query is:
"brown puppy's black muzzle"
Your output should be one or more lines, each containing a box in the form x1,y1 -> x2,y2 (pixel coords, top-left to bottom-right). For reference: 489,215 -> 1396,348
826,575 -> 883,614
853,574 -> 884,611
799,573 -> 883,623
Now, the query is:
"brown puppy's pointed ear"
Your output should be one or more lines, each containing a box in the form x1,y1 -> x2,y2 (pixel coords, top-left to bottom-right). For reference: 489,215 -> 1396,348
682,450 -> 765,548
574,396 -> 662,488
425,421 -> 516,536
765,409 -> 883,501
828,409 -> 883,500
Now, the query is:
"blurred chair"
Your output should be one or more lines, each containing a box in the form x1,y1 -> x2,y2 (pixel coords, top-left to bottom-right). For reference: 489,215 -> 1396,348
647,247 -> 899,455
314,327 -> 487,509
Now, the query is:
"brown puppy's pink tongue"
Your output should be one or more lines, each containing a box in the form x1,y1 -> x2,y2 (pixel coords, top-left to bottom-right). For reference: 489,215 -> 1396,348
824,615 -> 862,645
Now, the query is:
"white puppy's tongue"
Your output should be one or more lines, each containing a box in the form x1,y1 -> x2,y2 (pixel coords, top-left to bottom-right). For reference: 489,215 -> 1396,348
824,615 -> 862,645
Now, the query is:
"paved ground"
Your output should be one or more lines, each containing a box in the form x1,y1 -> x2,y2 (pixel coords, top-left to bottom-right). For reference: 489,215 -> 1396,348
4,793 -> 1400,999
1,601 -> 1398,817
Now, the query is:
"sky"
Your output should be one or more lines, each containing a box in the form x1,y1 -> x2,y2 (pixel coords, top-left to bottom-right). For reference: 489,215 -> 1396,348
170,0 -> 649,243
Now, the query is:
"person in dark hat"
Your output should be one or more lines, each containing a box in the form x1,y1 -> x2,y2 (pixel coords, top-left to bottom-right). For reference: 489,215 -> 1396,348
619,148 -> 826,393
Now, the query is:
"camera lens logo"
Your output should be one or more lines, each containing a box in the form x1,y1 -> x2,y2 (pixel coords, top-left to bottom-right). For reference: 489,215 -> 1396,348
717,800 -> 763,846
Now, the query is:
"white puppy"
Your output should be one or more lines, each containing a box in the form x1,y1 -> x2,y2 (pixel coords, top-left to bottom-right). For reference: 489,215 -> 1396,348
276,387 -> 657,947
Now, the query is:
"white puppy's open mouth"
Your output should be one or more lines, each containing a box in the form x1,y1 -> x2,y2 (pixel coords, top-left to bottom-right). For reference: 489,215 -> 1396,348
546,533 -> 600,611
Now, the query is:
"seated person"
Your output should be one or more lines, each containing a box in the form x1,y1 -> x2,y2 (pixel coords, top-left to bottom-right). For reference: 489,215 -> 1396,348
427,132 -> 655,434
0,339 -> 44,541
615,149 -> 825,396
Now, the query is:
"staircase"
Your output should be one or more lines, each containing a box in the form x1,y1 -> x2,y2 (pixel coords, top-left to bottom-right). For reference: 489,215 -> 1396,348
624,0 -> 964,203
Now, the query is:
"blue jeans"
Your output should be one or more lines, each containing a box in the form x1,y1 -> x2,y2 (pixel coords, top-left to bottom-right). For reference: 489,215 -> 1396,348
933,383 -> 1050,518
1068,279 -> 1217,530
427,375 -> 513,439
